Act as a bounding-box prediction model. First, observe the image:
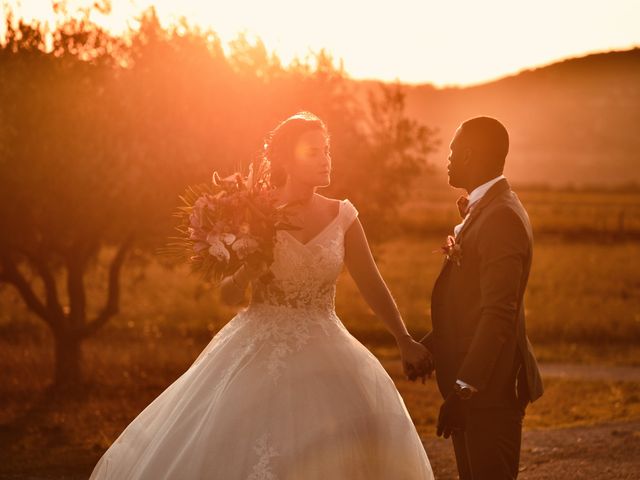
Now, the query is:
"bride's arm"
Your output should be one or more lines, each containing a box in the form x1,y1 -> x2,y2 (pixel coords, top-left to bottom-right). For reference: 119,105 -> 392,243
344,218 -> 432,375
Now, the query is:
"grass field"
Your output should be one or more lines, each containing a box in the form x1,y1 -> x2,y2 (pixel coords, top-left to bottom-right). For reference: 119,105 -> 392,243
401,183 -> 640,237
338,235 -> 640,348
0,187 -> 639,477
2,233 -> 638,356
2,186 -> 638,344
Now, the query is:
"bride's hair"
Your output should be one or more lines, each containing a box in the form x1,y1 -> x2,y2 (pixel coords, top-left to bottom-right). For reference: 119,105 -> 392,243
263,111 -> 328,188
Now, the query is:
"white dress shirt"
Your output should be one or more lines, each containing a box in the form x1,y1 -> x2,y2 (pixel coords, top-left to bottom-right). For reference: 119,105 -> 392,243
454,174 -> 506,393
453,175 -> 506,237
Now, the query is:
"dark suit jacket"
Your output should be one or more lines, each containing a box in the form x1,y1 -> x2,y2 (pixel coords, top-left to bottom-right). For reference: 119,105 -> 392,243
421,179 -> 544,408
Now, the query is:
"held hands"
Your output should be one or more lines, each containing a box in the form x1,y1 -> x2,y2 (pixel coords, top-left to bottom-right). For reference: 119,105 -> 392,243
397,336 -> 434,384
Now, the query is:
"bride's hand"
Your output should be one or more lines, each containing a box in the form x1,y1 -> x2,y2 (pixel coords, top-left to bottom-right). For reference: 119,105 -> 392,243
228,256 -> 270,291
397,336 -> 433,383
243,257 -> 269,280
237,251 -> 271,281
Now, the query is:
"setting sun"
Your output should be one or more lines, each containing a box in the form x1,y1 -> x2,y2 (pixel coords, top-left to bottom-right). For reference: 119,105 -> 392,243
3,0 -> 639,86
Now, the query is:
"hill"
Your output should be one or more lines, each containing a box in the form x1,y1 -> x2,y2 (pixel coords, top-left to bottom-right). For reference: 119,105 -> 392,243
400,48 -> 640,187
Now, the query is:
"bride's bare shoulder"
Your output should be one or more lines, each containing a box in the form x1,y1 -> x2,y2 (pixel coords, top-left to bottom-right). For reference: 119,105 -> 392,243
314,194 -> 342,211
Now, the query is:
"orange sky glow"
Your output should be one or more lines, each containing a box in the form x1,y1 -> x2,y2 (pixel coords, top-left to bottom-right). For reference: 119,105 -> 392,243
3,0 -> 639,86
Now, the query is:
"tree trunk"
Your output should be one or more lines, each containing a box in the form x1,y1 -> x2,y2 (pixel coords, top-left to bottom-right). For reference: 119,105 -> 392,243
53,330 -> 83,389
1,239 -> 132,389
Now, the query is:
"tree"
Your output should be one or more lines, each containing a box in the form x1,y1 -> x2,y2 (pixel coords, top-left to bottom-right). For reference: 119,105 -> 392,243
0,16 -> 136,388
0,5 -> 436,389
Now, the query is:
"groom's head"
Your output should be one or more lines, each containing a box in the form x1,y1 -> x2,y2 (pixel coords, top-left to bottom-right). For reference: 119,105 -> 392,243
447,116 -> 509,191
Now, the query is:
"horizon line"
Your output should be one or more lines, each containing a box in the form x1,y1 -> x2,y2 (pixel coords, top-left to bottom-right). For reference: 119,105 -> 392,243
349,45 -> 640,89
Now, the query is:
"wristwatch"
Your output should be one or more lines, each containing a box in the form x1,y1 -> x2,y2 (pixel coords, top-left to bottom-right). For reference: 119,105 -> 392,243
454,382 -> 475,400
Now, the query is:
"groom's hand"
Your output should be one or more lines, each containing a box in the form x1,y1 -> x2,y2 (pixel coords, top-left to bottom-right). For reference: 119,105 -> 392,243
436,391 -> 471,439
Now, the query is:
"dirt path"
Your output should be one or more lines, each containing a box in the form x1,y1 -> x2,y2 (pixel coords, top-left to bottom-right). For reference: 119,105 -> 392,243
408,361 -> 640,479
422,420 -> 640,480
8,421 -> 637,480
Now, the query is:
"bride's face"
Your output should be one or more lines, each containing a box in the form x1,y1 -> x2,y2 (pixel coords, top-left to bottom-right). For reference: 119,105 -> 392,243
287,129 -> 331,188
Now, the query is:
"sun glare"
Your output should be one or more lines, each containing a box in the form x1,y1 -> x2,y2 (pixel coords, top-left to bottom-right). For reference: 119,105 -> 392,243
2,0 -> 639,86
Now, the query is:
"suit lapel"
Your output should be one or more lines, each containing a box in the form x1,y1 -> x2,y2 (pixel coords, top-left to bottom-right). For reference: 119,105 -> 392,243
454,178 -> 511,242
432,178 -> 512,291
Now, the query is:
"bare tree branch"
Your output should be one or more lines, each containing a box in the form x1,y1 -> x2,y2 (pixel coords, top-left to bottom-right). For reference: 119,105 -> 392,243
63,236 -> 101,333
13,245 -> 66,324
0,254 -> 56,328
82,236 -> 133,337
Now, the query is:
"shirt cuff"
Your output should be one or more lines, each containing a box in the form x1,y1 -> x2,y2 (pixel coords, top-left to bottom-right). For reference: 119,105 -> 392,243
456,379 -> 478,392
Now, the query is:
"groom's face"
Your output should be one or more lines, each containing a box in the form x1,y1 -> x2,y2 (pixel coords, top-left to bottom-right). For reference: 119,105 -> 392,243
447,128 -> 471,189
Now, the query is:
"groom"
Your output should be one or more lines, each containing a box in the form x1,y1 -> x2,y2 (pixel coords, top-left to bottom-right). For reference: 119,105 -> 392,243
415,117 -> 544,479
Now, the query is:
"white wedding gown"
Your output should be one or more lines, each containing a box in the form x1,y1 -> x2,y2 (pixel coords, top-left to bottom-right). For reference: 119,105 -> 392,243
90,199 -> 433,480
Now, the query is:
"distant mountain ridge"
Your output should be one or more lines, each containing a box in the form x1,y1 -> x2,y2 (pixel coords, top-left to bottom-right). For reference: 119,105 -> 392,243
399,48 -> 640,187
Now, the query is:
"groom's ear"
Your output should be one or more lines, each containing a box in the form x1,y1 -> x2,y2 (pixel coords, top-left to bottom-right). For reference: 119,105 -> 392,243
462,147 -> 473,165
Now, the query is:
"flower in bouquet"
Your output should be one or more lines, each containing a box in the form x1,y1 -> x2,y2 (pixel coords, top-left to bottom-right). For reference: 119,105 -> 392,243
160,159 -> 297,283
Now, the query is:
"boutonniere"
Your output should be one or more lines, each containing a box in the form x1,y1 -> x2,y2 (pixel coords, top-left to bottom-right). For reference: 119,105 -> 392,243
433,235 -> 462,266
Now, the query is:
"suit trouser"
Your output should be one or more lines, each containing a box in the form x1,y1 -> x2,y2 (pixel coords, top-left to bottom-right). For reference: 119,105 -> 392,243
451,405 -> 524,480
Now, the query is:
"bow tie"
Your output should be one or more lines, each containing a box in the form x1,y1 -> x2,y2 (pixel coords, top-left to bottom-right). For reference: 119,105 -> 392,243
456,196 -> 470,218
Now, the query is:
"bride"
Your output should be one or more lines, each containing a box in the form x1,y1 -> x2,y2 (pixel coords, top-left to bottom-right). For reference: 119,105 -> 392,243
90,112 -> 434,479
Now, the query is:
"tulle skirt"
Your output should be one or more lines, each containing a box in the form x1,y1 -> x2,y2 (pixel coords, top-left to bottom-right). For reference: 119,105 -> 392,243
90,303 -> 433,479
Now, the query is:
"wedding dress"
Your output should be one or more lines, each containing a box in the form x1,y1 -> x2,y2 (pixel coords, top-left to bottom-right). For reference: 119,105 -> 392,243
90,199 -> 434,479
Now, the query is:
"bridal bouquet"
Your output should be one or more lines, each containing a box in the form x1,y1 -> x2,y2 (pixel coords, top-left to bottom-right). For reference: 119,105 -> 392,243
161,160 -> 297,283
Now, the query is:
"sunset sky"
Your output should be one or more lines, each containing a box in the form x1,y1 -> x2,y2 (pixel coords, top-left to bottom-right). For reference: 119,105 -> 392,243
4,0 -> 640,86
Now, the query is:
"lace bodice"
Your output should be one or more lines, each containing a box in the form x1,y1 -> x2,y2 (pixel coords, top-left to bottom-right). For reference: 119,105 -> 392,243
250,199 -> 358,313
